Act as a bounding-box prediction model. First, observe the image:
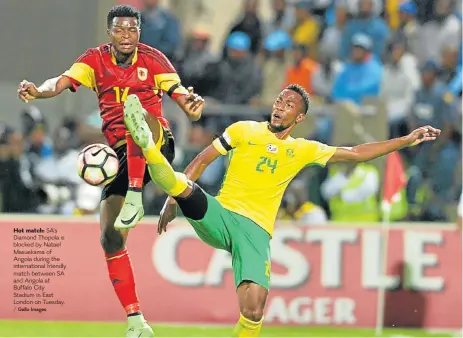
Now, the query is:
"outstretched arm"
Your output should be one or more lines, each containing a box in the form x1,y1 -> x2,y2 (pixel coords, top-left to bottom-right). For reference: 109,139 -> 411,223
328,126 -> 441,164
18,49 -> 98,103
183,144 -> 222,181
18,76 -> 72,102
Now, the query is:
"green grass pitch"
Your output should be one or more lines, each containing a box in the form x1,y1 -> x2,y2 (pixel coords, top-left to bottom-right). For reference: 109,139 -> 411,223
0,320 -> 458,337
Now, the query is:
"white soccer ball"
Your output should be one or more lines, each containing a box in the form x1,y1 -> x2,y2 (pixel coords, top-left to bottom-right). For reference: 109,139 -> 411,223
77,143 -> 119,186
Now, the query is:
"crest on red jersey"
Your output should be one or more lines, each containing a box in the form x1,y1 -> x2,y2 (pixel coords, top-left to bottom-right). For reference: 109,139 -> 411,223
137,67 -> 148,81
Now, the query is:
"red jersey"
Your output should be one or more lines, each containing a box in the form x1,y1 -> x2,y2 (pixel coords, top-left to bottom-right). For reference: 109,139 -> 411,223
62,43 -> 186,148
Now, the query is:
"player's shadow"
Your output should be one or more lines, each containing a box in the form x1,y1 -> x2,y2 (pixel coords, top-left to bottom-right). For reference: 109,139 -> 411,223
384,261 -> 426,328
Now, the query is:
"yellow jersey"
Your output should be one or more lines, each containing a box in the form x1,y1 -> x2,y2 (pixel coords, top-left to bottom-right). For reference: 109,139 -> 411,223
212,121 -> 336,236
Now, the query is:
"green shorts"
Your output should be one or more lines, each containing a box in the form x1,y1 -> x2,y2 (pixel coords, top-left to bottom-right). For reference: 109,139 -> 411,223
186,193 -> 271,290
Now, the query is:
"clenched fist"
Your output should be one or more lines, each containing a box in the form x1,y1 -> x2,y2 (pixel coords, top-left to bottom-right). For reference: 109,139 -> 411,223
17,80 -> 39,103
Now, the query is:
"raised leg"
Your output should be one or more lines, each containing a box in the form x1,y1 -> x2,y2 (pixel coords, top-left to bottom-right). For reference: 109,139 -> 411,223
124,94 -> 189,197
114,94 -> 164,230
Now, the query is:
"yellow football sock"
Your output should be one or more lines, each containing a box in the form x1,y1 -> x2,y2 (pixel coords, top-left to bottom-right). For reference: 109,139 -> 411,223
233,313 -> 263,337
142,138 -> 188,196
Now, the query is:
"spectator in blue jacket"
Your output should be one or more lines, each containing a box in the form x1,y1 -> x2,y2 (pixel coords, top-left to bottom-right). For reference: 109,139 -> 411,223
439,45 -> 463,104
446,65 -> 462,99
211,32 -> 263,105
339,0 -> 389,60
392,1 -> 421,57
407,61 -> 460,220
331,34 -> 383,105
139,0 -> 181,60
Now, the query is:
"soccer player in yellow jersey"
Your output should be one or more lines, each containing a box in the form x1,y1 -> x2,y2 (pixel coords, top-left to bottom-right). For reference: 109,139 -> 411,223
123,84 -> 440,337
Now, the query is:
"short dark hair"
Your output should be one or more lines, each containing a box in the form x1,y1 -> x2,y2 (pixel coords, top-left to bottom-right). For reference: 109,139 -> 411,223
107,5 -> 141,29
285,84 -> 310,114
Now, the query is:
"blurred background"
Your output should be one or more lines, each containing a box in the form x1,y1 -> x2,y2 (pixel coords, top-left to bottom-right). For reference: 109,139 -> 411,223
0,0 -> 461,224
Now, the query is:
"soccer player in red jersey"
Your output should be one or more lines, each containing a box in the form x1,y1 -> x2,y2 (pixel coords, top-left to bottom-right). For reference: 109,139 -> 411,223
17,5 -> 204,337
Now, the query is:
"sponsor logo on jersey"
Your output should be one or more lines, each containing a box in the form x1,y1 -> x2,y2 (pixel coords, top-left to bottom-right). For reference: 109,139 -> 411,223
267,144 -> 278,153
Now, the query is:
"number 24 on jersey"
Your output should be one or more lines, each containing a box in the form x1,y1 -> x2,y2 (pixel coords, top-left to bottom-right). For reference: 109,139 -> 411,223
256,156 -> 278,174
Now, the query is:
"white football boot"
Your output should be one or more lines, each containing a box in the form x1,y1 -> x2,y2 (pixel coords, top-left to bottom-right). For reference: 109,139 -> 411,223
126,313 -> 154,337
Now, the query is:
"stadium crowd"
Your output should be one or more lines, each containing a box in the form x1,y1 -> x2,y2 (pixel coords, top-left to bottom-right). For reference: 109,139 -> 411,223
0,0 -> 461,223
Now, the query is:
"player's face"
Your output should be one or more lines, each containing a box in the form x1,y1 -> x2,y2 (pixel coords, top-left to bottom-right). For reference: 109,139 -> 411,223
270,89 -> 305,132
109,17 -> 140,55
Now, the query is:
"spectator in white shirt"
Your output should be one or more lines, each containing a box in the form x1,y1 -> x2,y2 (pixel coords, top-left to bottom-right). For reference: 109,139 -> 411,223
380,38 -> 420,138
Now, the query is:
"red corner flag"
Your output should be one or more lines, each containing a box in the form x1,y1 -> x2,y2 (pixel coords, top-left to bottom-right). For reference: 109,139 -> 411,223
382,151 -> 406,205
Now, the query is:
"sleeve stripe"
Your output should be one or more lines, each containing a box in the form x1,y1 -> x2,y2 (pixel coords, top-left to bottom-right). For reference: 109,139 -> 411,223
219,135 -> 232,151
154,73 -> 182,92
167,83 -> 181,97
62,62 -> 96,90
212,138 -> 228,155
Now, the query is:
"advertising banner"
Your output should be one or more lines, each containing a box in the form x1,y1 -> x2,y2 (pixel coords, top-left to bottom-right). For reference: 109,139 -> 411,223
0,217 -> 460,329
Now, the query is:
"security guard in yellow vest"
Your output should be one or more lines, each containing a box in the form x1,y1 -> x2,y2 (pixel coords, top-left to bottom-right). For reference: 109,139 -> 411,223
321,162 -> 380,222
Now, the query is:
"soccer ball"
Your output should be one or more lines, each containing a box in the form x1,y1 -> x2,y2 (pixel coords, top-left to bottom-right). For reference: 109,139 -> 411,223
77,143 -> 119,186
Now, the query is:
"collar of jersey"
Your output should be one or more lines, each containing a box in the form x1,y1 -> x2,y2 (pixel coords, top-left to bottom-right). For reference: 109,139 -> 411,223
265,122 -> 294,141
110,46 -> 138,65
